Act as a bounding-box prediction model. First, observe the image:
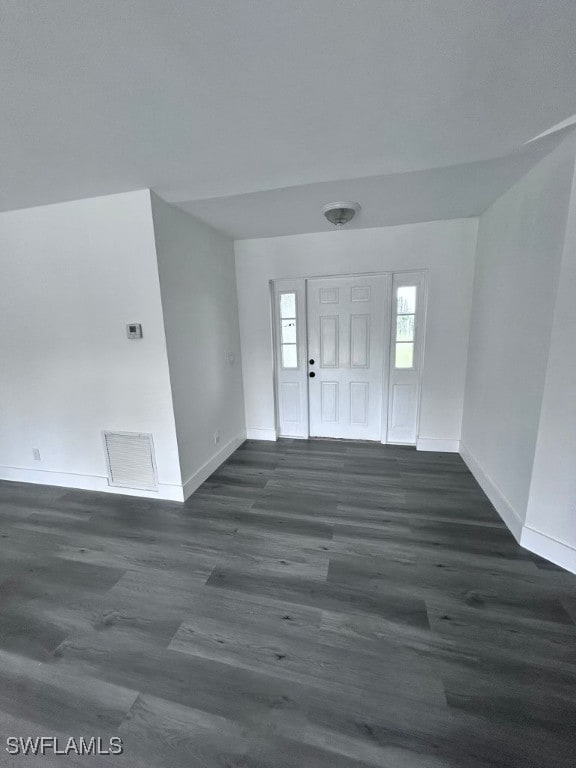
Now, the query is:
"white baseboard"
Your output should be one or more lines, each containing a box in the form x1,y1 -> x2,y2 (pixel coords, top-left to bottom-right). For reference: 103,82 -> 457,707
0,432 -> 248,505
0,465 -> 184,502
385,441 -> 415,446
459,443 -> 524,542
417,438 -> 460,453
521,526 -> 576,574
182,432 -> 246,500
426,443 -> 576,575
246,428 -> 278,441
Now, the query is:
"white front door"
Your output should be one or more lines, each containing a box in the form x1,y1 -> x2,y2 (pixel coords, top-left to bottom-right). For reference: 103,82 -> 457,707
307,274 -> 388,440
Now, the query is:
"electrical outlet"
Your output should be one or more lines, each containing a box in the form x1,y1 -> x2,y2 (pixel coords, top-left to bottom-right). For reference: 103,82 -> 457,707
32,448 -> 41,461
214,431 -> 220,445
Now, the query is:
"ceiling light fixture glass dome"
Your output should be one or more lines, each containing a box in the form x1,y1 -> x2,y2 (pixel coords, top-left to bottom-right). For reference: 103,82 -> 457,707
322,201 -> 361,227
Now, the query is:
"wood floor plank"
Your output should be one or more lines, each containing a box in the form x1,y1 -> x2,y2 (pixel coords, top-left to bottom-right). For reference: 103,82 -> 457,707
0,438 -> 574,767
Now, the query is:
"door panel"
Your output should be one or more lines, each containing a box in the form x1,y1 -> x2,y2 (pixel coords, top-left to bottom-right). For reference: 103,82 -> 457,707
350,314 -> 369,367
273,279 -> 308,438
280,382 -> 301,424
320,316 -> 339,367
387,272 -> 426,444
307,275 -> 387,440
320,381 -> 338,422
350,381 -> 369,424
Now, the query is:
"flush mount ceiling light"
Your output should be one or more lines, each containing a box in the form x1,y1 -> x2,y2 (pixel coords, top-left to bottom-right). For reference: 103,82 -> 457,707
322,201 -> 361,227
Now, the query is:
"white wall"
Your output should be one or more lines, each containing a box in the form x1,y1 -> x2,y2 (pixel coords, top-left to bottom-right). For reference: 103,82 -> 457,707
235,219 -> 478,447
151,194 -> 245,497
461,136 -> 576,535
0,190 -> 182,499
523,159 -> 576,571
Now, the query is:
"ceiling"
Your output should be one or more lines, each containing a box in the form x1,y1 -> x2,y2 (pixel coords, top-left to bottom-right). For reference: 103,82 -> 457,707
1,1 -> 576,236
179,131 -> 572,238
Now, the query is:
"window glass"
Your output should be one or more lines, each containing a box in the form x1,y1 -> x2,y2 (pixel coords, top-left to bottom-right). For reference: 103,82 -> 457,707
279,292 -> 298,369
397,286 -> 416,314
395,342 -> 414,369
281,318 -> 296,344
280,293 -> 296,318
396,314 -> 414,342
282,344 -> 298,369
395,285 -> 417,369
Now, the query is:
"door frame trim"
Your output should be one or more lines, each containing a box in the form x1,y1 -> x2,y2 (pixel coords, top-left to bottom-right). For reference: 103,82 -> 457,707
271,269 -> 427,444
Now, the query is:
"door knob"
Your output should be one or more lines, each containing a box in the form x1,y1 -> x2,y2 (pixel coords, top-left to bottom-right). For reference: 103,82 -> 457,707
309,372 -> 316,378
309,359 -> 315,365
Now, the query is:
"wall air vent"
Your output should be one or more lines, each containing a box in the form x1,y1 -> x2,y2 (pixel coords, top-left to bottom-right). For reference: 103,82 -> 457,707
103,431 -> 158,491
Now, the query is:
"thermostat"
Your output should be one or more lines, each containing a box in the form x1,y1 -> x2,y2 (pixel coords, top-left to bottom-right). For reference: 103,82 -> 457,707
126,323 -> 143,339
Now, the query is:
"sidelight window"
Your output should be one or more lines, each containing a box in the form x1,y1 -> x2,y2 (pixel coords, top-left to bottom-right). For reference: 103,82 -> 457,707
395,285 -> 416,368
279,292 -> 298,368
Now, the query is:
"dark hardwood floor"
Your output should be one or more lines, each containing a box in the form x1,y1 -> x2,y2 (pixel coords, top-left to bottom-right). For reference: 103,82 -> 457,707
0,439 -> 575,767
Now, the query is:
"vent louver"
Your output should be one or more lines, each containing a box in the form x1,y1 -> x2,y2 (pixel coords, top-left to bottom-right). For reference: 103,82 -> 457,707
103,431 -> 158,491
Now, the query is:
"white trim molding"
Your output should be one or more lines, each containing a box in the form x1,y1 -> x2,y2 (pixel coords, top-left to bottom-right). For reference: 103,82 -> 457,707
0,465 -> 184,502
460,444 -> 576,574
246,427 -> 278,441
459,443 -> 524,542
417,438 -> 460,453
182,433 -> 246,500
520,527 -> 576,574
1,433 -> 248,505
